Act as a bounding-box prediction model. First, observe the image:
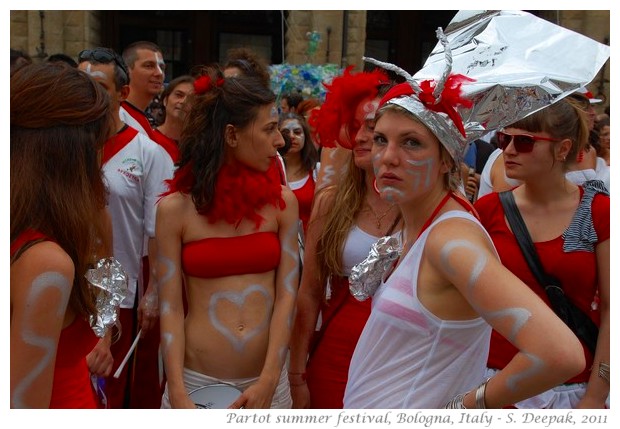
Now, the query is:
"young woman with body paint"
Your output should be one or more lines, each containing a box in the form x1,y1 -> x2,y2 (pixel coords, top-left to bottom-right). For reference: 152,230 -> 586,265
156,69 -> 299,409
288,70 -> 400,408
476,98 -> 610,408
278,112 -> 319,235
10,62 -> 113,408
342,85 -> 585,409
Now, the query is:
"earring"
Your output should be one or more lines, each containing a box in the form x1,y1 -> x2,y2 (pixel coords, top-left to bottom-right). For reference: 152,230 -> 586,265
373,178 -> 380,194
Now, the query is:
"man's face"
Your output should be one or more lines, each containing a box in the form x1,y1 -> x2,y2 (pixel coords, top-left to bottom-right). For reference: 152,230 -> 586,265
129,48 -> 165,97
78,61 -> 124,109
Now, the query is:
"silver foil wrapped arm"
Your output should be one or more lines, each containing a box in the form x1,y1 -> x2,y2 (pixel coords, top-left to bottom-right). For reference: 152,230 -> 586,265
85,257 -> 128,338
349,235 -> 402,302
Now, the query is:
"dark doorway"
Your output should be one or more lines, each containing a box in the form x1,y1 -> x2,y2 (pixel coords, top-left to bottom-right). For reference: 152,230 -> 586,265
102,10 -> 283,80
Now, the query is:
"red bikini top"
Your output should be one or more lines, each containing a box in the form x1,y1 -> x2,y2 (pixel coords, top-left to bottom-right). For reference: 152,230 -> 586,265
182,232 -> 281,279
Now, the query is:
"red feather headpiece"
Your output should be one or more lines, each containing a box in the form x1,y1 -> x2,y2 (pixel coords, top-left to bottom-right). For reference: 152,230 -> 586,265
380,74 -> 474,138
310,66 -> 388,149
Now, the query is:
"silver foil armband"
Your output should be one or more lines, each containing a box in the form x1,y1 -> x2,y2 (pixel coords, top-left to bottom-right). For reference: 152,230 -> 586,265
349,235 -> 401,301
85,257 -> 128,338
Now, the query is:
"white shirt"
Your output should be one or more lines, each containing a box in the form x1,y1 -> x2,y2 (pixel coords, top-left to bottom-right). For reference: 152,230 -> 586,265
344,211 -> 493,408
103,126 -> 174,308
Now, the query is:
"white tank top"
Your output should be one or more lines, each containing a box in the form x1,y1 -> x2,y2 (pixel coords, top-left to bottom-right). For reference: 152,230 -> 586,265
344,211 -> 493,409
341,225 -> 401,277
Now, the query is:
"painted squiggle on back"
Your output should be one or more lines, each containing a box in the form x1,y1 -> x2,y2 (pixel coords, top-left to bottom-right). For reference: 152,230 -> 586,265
12,272 -> 72,408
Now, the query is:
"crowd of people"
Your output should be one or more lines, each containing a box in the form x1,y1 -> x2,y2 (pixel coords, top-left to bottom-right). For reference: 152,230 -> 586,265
10,10 -> 610,411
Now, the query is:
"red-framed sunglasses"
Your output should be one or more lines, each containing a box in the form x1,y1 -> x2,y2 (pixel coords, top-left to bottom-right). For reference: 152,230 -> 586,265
496,130 -> 561,153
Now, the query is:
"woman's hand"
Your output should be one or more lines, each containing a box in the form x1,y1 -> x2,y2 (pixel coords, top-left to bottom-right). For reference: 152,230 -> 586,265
290,382 -> 311,409
228,379 -> 275,409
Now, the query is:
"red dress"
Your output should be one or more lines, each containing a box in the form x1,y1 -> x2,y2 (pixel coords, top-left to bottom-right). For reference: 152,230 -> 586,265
475,184 -> 609,383
306,276 -> 371,408
11,230 -> 99,408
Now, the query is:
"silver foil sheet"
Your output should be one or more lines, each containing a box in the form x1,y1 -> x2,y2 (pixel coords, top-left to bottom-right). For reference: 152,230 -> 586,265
85,257 -> 128,338
365,10 -> 610,165
349,235 -> 402,301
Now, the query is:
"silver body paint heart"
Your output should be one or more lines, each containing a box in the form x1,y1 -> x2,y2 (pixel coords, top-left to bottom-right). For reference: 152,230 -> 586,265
209,284 -> 273,352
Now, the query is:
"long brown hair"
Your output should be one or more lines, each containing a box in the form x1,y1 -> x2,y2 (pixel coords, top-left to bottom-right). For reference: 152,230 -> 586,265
11,62 -> 112,318
314,155 -> 365,296
177,66 -> 277,213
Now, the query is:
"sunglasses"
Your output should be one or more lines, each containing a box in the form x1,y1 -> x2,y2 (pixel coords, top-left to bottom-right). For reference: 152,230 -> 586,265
496,130 -> 560,153
78,48 -> 129,80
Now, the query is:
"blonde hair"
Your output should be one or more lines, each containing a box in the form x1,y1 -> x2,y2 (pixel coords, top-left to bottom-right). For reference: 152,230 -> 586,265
314,156 -> 365,297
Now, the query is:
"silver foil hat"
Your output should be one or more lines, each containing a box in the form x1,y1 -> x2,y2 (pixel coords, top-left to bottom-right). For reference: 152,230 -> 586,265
364,10 -> 610,164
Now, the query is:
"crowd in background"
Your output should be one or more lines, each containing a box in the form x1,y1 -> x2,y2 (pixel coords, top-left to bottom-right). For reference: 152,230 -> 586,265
10,13 -> 610,411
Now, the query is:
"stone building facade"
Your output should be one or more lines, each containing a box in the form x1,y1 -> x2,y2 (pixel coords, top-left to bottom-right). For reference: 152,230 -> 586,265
10,10 -> 610,110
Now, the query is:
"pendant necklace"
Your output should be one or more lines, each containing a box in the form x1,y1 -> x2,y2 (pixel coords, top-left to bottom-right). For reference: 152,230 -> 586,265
366,203 -> 395,230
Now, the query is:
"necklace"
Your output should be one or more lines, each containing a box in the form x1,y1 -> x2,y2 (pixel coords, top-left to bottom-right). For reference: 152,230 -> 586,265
366,202 -> 396,230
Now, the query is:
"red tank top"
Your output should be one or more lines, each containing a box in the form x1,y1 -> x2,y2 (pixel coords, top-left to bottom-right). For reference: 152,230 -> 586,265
11,230 -> 99,408
290,173 -> 316,234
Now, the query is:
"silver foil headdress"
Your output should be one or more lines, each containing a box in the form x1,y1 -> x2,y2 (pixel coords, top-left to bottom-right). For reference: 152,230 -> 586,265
364,10 -> 610,165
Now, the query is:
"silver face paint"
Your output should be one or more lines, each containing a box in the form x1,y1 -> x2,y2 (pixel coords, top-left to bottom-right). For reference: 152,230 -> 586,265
155,53 -> 165,76
209,284 -> 273,352
363,100 -> 380,120
404,158 -> 434,191
439,239 -> 488,294
319,165 -> 335,187
282,120 -> 305,147
507,352 -> 544,391
380,186 -> 405,203
83,63 -> 107,80
12,272 -> 72,408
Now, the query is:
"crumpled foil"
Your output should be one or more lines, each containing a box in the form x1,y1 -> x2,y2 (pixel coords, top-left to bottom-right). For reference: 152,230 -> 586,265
349,236 -> 402,301
85,257 -> 128,338
365,10 -> 611,165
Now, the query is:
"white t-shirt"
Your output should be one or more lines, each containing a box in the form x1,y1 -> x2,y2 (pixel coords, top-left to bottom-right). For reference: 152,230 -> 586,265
344,211 -> 493,409
103,126 -> 174,308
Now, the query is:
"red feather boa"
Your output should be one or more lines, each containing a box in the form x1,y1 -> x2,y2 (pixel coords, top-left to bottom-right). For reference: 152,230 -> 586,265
163,159 -> 285,229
